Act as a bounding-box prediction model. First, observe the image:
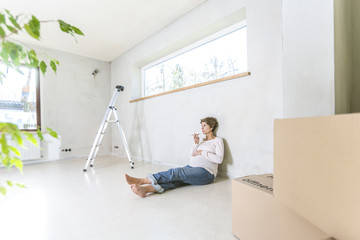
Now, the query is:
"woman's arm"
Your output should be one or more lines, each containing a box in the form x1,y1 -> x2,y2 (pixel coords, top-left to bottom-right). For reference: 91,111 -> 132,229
193,138 -> 224,163
190,143 -> 199,156
189,134 -> 201,156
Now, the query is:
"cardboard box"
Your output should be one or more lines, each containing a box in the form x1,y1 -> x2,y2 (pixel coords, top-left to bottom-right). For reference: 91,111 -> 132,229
232,174 -> 330,240
274,114 -> 360,240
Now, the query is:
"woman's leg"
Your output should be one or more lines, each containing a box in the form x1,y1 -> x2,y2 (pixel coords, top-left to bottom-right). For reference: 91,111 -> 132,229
158,181 -> 187,192
151,166 -> 192,184
180,167 -> 215,185
125,174 -> 184,196
124,173 -> 181,195
146,166 -> 190,193
148,166 -> 214,193
126,166 -> 214,195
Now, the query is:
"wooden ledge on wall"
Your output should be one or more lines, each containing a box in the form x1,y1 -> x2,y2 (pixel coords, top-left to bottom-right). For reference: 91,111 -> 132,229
130,71 -> 251,103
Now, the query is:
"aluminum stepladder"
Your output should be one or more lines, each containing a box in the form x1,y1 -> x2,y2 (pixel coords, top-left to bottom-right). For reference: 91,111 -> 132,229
83,85 -> 134,172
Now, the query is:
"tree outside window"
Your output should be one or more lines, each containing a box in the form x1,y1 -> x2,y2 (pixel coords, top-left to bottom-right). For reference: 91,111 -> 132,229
143,26 -> 247,97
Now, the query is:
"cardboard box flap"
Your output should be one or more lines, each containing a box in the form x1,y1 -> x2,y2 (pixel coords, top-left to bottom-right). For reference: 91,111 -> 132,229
234,174 -> 273,194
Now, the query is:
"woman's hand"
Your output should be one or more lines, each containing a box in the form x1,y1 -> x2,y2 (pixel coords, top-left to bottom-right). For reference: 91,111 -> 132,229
192,150 -> 202,156
193,134 -> 200,144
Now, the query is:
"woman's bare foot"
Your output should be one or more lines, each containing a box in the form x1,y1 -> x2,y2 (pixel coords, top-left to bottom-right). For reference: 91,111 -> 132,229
130,184 -> 147,198
130,184 -> 157,198
125,174 -> 151,185
125,174 -> 141,185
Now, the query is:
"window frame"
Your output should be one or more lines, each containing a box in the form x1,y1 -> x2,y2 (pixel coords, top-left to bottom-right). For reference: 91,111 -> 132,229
0,62 -> 41,131
141,20 -> 247,97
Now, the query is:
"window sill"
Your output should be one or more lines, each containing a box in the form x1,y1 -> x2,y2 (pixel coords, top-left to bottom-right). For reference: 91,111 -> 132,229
130,71 -> 251,103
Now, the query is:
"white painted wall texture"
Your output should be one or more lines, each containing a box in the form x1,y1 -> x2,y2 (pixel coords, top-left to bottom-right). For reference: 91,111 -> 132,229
282,0 -> 335,118
111,0 -> 283,177
37,46 -> 111,160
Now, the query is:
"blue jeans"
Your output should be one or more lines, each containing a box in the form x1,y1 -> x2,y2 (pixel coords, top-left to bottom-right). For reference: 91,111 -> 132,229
147,165 -> 215,193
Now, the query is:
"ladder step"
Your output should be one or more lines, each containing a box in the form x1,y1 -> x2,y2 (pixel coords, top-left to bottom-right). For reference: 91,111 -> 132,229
106,120 -> 118,123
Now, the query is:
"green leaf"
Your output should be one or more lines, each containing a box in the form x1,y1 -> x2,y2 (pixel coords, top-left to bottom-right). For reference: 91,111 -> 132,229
24,16 -> 41,40
50,60 -> 57,73
27,49 -> 39,68
71,26 -> 84,36
58,20 -> 71,33
2,156 -> 11,168
29,49 -> 37,58
46,127 -> 58,139
4,9 -> 14,19
13,132 -> 23,147
24,24 -> 39,40
37,128 -> 44,141
11,157 -> 23,173
0,186 -> 7,196
39,61 -> 47,75
0,44 -> 10,65
5,24 -> 17,33
0,122 -> 19,133
0,122 -> 24,147
30,15 -> 40,34
9,16 -> 21,30
0,26 -> 5,37
16,183 -> 27,188
8,145 -> 21,156
10,49 -> 20,66
2,41 -> 24,68
6,180 -> 13,187
23,132 -> 39,147
0,13 -> 5,24
0,134 -> 9,155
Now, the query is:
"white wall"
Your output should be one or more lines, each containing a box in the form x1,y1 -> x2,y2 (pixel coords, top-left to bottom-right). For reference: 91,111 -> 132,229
111,0 -> 283,177
334,0 -> 353,114
282,0 -> 335,118
37,46 -> 111,160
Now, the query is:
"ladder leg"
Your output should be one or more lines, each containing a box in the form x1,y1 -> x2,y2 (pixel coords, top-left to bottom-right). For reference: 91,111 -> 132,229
113,108 -> 134,169
90,116 -> 111,166
83,108 -> 112,172
89,124 -> 108,167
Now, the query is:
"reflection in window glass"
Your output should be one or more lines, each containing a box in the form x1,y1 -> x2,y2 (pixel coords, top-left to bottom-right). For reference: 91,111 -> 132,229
0,63 -> 39,130
143,26 -> 247,96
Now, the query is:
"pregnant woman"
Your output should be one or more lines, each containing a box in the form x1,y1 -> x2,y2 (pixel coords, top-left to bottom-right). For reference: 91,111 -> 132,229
125,117 -> 224,198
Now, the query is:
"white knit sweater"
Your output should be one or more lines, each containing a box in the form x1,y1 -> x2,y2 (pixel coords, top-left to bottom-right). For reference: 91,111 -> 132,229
189,137 -> 224,176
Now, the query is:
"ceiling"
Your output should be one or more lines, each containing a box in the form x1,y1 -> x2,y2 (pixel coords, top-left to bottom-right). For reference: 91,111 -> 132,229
1,0 -> 207,62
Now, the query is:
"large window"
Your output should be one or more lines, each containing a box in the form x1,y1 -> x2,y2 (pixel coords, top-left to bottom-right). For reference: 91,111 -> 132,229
0,63 -> 40,130
142,22 -> 247,97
